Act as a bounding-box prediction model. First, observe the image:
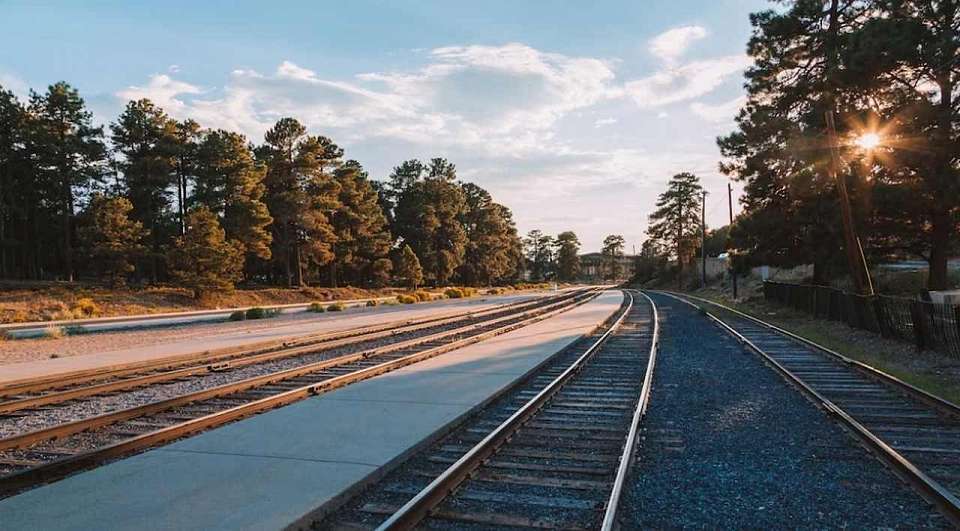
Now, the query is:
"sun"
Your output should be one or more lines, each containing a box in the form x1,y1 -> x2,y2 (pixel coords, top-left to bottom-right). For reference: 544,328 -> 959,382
854,132 -> 882,150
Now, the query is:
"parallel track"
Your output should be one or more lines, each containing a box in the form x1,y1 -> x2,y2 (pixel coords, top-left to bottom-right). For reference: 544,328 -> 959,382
0,295 -> 552,407
0,289 -> 598,498
661,291 -> 960,527
333,290 -> 658,530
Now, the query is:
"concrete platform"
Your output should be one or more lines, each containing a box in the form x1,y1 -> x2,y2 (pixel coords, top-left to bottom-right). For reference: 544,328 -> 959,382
0,293 -> 542,385
0,290 -> 623,531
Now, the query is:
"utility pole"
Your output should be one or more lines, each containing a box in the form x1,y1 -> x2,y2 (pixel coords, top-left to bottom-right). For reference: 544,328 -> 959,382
728,182 -> 737,299
825,111 -> 875,296
701,190 -> 707,289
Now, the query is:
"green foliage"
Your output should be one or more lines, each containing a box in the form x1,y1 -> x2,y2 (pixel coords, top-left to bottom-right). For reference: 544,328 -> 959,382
245,306 -> 280,320
445,287 -> 478,299
392,159 -> 467,284
326,302 -> 345,312
554,231 -> 581,282
78,194 -> 148,286
167,206 -> 245,299
329,161 -> 393,287
260,118 -> 341,287
194,129 -> 272,265
365,299 -> 379,307
228,310 -> 247,321
601,234 -> 626,281
459,183 -> 522,286
307,302 -> 327,313
524,229 -> 555,281
412,290 -> 433,302
645,173 -> 703,284
394,244 -> 423,290
397,294 -> 417,304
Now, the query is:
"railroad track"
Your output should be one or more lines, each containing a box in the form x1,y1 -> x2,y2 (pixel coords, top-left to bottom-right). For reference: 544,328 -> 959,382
661,291 -> 960,527
0,289 -> 599,498
321,289 -> 658,530
0,294 -> 557,405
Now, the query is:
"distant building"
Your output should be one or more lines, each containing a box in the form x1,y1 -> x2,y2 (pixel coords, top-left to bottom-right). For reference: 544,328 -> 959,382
579,253 -> 636,282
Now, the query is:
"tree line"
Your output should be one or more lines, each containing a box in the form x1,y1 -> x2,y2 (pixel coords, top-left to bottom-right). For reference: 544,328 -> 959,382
719,0 -> 959,291
522,229 -> 627,282
0,82 -> 528,295
640,1 -> 960,292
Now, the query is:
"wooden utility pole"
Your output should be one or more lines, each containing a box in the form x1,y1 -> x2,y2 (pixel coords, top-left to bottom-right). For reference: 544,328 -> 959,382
701,190 -> 707,288
825,111 -> 875,296
728,182 -> 737,299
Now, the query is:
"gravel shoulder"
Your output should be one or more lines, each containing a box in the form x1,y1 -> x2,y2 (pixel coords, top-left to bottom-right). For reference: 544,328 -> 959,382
624,293 -> 945,528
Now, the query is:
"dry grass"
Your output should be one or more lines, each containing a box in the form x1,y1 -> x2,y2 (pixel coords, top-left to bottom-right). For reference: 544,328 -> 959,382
691,288 -> 960,405
0,281 -> 407,324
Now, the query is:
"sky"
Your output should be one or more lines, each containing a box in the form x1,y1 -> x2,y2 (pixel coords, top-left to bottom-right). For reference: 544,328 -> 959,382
0,0 -> 772,253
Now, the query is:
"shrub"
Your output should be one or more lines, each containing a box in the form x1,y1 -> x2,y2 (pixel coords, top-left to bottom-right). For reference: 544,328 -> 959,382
327,303 -> 345,312
228,310 -> 247,321
445,287 -> 464,299
71,297 -> 101,318
413,290 -> 432,302
0,330 -> 9,342
397,294 -> 417,304
365,299 -> 379,307
382,299 -> 399,306
245,307 -> 280,320
307,302 -> 327,313
43,326 -> 65,339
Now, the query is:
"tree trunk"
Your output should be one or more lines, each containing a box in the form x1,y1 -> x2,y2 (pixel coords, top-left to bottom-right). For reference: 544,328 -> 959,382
292,243 -> 304,287
62,180 -> 74,282
329,261 -> 338,288
928,209 -> 951,291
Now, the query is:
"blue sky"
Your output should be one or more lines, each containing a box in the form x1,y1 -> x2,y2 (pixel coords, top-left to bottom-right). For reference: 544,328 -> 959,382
0,0 -> 772,252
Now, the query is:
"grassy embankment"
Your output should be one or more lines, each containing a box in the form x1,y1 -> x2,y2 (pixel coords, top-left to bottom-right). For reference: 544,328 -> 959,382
0,281 -> 554,324
686,285 -> 960,405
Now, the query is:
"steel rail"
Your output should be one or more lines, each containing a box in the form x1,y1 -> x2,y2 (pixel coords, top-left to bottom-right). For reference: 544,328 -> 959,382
669,291 -> 960,419
0,293 -> 578,413
0,294 -> 555,397
657,291 -> 960,527
376,290 -> 640,530
0,291 -> 599,497
600,290 -> 660,531
0,290 -> 595,452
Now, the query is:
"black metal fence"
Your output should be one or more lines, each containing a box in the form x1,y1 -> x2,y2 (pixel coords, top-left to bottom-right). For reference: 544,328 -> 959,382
763,281 -> 960,358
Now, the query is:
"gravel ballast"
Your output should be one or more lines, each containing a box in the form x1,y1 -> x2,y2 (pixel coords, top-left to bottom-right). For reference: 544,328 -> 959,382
624,293 -> 945,528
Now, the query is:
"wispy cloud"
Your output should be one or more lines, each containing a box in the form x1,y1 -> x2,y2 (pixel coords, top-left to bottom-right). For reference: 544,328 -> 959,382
625,55 -> 750,107
690,95 -> 746,126
648,25 -> 707,64
594,117 -> 618,128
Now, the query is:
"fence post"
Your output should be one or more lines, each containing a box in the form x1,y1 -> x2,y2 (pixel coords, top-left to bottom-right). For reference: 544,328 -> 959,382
909,300 -> 926,351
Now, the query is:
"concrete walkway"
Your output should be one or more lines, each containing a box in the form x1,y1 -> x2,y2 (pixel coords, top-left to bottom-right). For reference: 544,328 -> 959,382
0,291 -> 623,531
0,293 -> 541,385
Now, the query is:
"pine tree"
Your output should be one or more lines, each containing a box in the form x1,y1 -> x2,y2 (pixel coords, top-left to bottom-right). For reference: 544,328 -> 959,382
524,229 -> 555,281
395,244 -> 423,289
554,231 -> 581,282
260,118 -> 340,287
29,82 -> 107,281
393,159 -> 467,285
111,98 -> 176,282
329,160 -> 392,287
646,172 -> 703,286
194,129 -> 272,267
167,206 -> 244,298
459,182 -> 520,286
171,119 -> 201,236
78,194 -> 147,286
0,86 -> 33,278
601,234 -> 626,280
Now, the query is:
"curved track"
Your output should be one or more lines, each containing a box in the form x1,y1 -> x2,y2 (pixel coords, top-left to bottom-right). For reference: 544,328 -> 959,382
661,291 -> 960,527
321,289 -> 658,530
0,289 -> 597,498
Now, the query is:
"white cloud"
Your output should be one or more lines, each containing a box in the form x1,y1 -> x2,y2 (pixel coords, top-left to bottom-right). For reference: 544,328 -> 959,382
649,25 -> 707,64
625,55 -> 750,107
690,95 -> 746,124
594,117 -> 618,128
0,71 -> 30,98
168,64 -> 180,73
117,74 -> 203,114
